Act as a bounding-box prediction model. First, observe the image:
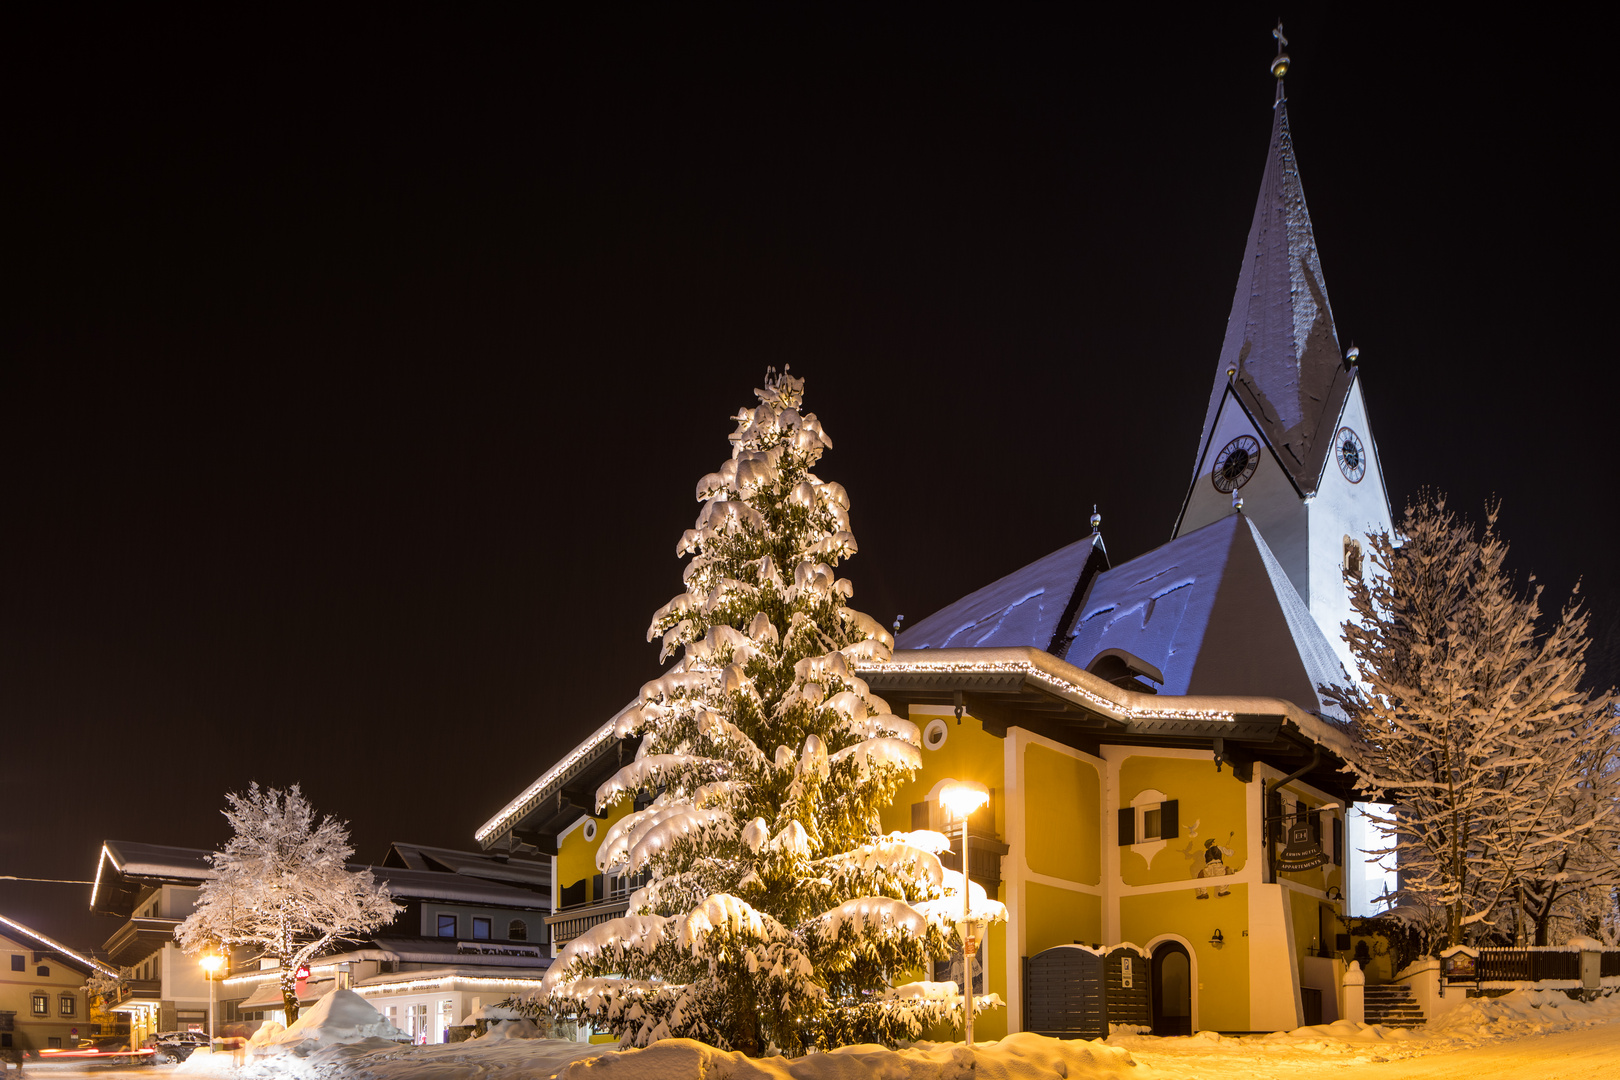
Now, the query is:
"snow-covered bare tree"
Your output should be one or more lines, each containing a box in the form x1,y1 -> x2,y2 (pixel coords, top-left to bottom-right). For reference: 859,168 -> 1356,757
1327,495 -> 1618,951
175,783 -> 401,1020
1519,702 -> 1620,944
530,370 -> 1003,1054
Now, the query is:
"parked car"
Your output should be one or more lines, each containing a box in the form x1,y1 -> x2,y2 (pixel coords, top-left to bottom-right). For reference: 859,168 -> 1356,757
147,1030 -> 211,1062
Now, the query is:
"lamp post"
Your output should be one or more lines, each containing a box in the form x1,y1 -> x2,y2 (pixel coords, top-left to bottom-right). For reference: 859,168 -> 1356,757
199,952 -> 225,1046
938,779 -> 990,1047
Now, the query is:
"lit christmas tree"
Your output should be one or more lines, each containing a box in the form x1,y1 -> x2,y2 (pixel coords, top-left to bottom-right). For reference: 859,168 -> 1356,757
530,370 -> 1003,1054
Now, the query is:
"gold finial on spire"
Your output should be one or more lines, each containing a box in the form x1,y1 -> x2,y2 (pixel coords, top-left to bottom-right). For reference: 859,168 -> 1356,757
1271,22 -> 1290,78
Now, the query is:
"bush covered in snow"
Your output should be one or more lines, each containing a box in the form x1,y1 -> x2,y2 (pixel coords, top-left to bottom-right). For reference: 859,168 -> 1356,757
526,370 -> 1003,1054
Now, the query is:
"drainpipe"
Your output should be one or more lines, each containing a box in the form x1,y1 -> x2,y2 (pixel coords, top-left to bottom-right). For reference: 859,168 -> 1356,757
1265,745 -> 1322,884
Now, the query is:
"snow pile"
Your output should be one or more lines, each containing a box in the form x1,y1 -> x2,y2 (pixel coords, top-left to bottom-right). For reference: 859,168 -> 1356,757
552,1034 -> 1139,1080
178,990 -> 411,1077
261,989 -> 412,1052
1424,987 -> 1620,1044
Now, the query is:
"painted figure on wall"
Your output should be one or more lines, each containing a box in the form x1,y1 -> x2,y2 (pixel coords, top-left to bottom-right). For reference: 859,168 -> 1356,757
1191,833 -> 1236,898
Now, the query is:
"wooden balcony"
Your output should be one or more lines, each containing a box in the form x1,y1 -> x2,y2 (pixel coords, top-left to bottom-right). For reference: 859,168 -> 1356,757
544,899 -> 630,944
102,917 -> 182,966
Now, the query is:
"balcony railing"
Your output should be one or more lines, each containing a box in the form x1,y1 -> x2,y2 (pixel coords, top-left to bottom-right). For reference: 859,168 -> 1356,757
111,979 -> 162,1009
545,899 -> 630,945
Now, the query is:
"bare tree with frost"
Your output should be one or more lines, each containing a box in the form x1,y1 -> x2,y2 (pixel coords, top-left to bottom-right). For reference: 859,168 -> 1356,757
529,370 -> 1003,1054
175,783 -> 401,1021
1327,495 -> 1618,951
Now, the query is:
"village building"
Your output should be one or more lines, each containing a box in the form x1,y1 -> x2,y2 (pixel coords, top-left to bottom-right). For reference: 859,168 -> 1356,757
87,839 -> 554,1046
478,40 -> 1395,1039
1,912 -> 114,1059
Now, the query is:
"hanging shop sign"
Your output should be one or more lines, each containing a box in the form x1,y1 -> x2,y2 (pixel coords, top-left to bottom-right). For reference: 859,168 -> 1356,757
1276,820 -> 1328,872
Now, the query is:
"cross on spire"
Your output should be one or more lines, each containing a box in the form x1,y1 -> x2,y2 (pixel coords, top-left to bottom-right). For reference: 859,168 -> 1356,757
1271,21 -> 1291,82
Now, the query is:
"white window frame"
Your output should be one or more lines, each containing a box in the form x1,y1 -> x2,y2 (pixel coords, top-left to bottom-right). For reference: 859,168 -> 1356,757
1128,788 -> 1170,862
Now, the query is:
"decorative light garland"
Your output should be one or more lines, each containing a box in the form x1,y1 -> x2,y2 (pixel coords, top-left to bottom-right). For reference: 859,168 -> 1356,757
476,715 -> 621,842
0,913 -> 119,977
859,658 -> 1240,724
352,975 -> 547,995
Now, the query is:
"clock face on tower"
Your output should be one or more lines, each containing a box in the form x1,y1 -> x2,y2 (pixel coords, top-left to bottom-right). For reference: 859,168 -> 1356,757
1211,435 -> 1261,493
1335,427 -> 1367,483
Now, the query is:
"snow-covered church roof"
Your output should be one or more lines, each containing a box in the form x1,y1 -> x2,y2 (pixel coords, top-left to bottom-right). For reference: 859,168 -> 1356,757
900,514 -> 1350,718
1188,88 -> 1353,502
897,534 -> 1108,652
1060,514 -> 1348,713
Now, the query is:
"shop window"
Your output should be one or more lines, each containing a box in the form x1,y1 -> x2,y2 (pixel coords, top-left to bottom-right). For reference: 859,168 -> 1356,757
437,914 -> 458,938
32,994 -> 49,1016
508,920 -> 527,941
59,995 -> 75,1017
472,917 -> 491,940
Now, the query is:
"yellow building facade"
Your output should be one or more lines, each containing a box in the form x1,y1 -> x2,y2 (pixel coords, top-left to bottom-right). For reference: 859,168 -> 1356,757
1,914 -> 109,1060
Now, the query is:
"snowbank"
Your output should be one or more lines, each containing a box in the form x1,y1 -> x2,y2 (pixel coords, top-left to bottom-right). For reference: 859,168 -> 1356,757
264,988 -> 412,1052
168,989 -> 1620,1079
553,1034 -> 1138,1079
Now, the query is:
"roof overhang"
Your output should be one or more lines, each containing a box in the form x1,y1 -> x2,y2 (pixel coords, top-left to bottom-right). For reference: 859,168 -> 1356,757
858,647 -> 1357,797
475,703 -> 642,852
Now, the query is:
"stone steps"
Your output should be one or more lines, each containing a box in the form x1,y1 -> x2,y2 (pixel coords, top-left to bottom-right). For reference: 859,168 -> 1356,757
1364,984 -> 1426,1026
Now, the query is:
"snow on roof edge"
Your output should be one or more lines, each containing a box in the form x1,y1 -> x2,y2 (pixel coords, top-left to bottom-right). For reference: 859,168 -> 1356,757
0,912 -> 119,977
857,645 -> 1354,760
475,701 -> 635,845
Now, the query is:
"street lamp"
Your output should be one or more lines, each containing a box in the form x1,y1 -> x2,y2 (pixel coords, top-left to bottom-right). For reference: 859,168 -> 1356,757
938,779 -> 990,1047
199,952 -> 225,1046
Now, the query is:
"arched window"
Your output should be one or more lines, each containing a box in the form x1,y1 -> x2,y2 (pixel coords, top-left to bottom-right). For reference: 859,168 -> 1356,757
508,920 -> 527,941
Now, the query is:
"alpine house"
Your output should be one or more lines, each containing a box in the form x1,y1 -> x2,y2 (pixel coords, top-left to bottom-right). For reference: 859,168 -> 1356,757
479,30 -> 1392,1040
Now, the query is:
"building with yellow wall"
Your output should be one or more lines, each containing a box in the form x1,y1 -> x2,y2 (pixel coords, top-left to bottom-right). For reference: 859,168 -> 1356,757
479,56 -> 1387,1038
1,913 -> 114,1060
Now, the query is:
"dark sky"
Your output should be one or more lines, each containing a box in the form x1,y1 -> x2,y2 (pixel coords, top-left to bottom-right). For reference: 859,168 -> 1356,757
5,9 -> 1614,952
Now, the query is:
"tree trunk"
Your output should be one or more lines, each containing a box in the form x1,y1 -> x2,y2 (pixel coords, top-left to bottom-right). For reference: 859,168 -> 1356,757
281,969 -> 300,1023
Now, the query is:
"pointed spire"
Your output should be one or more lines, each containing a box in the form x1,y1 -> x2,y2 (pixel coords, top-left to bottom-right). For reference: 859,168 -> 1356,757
1192,27 -> 1352,495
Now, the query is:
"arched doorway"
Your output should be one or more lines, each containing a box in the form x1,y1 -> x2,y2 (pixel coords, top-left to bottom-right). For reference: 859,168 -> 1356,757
1151,940 -> 1192,1036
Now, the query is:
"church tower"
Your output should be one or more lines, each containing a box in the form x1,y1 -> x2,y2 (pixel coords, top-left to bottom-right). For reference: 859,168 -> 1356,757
1173,29 -> 1392,679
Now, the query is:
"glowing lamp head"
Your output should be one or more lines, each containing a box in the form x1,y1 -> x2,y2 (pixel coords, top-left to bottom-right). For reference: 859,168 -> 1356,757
199,953 -> 225,976
939,780 -> 990,821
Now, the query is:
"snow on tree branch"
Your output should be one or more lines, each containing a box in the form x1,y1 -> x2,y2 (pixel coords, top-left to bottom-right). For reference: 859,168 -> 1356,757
522,369 -> 1001,1054
174,783 -> 401,1022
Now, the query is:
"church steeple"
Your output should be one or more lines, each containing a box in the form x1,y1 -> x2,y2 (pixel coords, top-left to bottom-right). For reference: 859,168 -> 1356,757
1189,23 -> 1351,500
1173,26 -> 1393,683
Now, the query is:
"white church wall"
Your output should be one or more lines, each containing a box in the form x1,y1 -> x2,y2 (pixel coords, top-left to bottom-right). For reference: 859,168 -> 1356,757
1303,380 -> 1393,680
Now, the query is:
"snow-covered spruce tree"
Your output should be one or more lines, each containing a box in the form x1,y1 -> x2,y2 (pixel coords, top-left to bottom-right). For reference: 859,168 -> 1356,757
175,783 -> 401,1020
530,370 -> 1003,1055
1326,495 -> 1618,951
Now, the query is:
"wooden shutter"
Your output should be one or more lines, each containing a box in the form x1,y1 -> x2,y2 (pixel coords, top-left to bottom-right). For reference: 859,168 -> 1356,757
1332,817 -> 1343,866
912,802 -> 928,830
1160,800 -> 1179,840
1118,807 -> 1135,846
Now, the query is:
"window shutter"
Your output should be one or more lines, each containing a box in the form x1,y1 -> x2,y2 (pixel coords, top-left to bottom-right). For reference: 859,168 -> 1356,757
1308,807 -> 1322,844
1267,789 -> 1283,829
1332,817 -> 1343,866
1118,807 -> 1135,846
1160,800 -> 1179,840
1295,800 -> 1306,825
911,802 -> 928,830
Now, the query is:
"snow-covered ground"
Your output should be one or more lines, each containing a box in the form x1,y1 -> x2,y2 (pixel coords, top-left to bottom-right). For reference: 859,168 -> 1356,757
162,986 -> 1620,1080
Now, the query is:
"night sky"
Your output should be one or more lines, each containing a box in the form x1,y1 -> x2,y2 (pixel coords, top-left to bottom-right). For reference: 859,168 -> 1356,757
5,9 -> 1614,953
